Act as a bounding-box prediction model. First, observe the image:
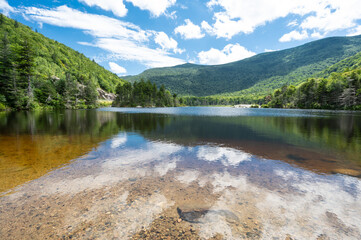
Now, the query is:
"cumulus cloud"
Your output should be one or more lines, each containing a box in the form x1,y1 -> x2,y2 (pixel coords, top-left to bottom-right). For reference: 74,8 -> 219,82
109,62 -> 127,75
79,0 -> 127,17
175,19 -> 205,39
87,38 -> 185,68
198,44 -> 255,65
154,31 -> 183,54
22,5 -> 185,68
205,0 -> 361,40
0,0 -> 13,16
279,30 -> 309,42
126,0 -> 176,17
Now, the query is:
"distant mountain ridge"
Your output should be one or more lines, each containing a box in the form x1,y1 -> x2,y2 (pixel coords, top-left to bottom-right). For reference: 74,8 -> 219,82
126,35 -> 361,97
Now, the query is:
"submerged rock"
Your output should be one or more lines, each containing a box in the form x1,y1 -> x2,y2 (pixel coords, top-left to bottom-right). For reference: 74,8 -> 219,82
177,206 -> 239,223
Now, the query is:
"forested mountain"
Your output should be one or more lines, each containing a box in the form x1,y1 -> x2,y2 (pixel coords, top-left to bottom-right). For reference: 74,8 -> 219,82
0,14 -> 124,110
125,35 -> 361,98
265,52 -> 361,110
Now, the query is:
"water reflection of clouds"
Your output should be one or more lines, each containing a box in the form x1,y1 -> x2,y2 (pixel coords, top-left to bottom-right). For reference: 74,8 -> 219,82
155,158 -> 178,176
2,133 -> 361,239
256,170 -> 361,239
110,133 -> 127,149
103,141 -> 181,168
176,170 -> 200,185
193,167 -> 361,239
197,146 -> 252,166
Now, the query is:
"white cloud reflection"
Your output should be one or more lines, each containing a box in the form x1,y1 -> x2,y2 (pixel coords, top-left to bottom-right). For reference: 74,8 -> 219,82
110,133 -> 127,148
197,146 -> 251,166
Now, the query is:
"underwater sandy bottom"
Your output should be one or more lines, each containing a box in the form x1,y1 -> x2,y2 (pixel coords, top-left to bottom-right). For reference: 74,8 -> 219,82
1,133 -> 361,240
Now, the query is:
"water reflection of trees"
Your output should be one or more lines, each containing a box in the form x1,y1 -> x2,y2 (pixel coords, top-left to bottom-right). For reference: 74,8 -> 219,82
114,113 -> 361,162
0,110 -> 120,137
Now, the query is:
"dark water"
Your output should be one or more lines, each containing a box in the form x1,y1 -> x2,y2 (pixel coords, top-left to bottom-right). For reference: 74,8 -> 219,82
0,107 -> 361,239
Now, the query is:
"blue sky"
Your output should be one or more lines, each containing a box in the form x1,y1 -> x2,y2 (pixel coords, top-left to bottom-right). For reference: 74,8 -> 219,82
1,0 -> 361,76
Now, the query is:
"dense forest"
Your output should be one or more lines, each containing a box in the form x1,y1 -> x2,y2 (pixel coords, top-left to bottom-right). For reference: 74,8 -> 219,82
0,14 -> 124,110
181,96 -> 260,106
265,69 -> 361,110
112,79 -> 179,107
126,35 -> 361,98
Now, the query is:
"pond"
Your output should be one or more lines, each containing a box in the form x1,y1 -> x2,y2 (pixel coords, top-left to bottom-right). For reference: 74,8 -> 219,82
1,107 -> 361,239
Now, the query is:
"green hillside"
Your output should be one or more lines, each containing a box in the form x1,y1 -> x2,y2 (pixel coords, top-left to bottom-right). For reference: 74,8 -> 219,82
317,51 -> 361,77
0,14 -> 124,110
265,52 -> 361,110
126,35 -> 361,98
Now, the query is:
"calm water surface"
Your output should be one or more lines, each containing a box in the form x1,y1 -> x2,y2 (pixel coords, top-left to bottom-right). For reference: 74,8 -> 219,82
0,107 -> 361,239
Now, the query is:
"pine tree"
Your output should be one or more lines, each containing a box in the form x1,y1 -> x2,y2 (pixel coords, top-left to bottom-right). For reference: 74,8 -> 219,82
84,77 -> 98,106
0,33 -> 12,98
16,39 -> 35,108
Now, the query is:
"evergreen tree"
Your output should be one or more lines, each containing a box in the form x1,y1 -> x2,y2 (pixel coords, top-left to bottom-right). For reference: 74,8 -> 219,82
16,39 -> 35,108
64,72 -> 79,107
84,78 -> 98,106
0,33 -> 12,99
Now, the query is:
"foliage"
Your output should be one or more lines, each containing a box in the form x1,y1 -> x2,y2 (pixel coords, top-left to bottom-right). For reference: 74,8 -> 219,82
181,95 -> 264,106
113,79 -> 179,107
0,14 -> 124,110
264,68 -> 361,110
126,35 -> 361,99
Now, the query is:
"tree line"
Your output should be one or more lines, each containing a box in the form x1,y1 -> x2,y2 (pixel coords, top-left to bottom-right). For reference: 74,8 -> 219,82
181,96 -> 262,106
112,79 -> 179,107
264,70 -> 361,110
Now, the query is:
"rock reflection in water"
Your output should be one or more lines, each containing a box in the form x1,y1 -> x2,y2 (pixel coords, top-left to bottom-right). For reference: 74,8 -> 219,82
1,132 -> 361,239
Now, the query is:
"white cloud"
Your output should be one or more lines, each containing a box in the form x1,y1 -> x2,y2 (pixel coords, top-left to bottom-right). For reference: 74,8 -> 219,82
287,20 -> 298,27
175,19 -> 205,39
347,25 -> 361,36
198,43 -> 255,65
264,49 -> 277,52
206,0 -> 361,40
154,31 -> 183,54
90,38 -> 185,68
24,5 -> 148,41
125,0 -> 176,17
79,0 -> 127,17
164,10 -> 177,19
0,0 -> 13,16
279,30 -> 309,42
22,5 -> 185,68
109,62 -> 127,75
201,13 -> 254,39
310,31 -> 324,39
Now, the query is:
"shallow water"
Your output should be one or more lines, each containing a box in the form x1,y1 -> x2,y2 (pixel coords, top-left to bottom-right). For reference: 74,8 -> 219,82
0,107 -> 361,239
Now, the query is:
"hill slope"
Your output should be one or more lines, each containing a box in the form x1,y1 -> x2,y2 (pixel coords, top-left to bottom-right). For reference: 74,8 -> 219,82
126,35 -> 361,97
0,14 -> 124,109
